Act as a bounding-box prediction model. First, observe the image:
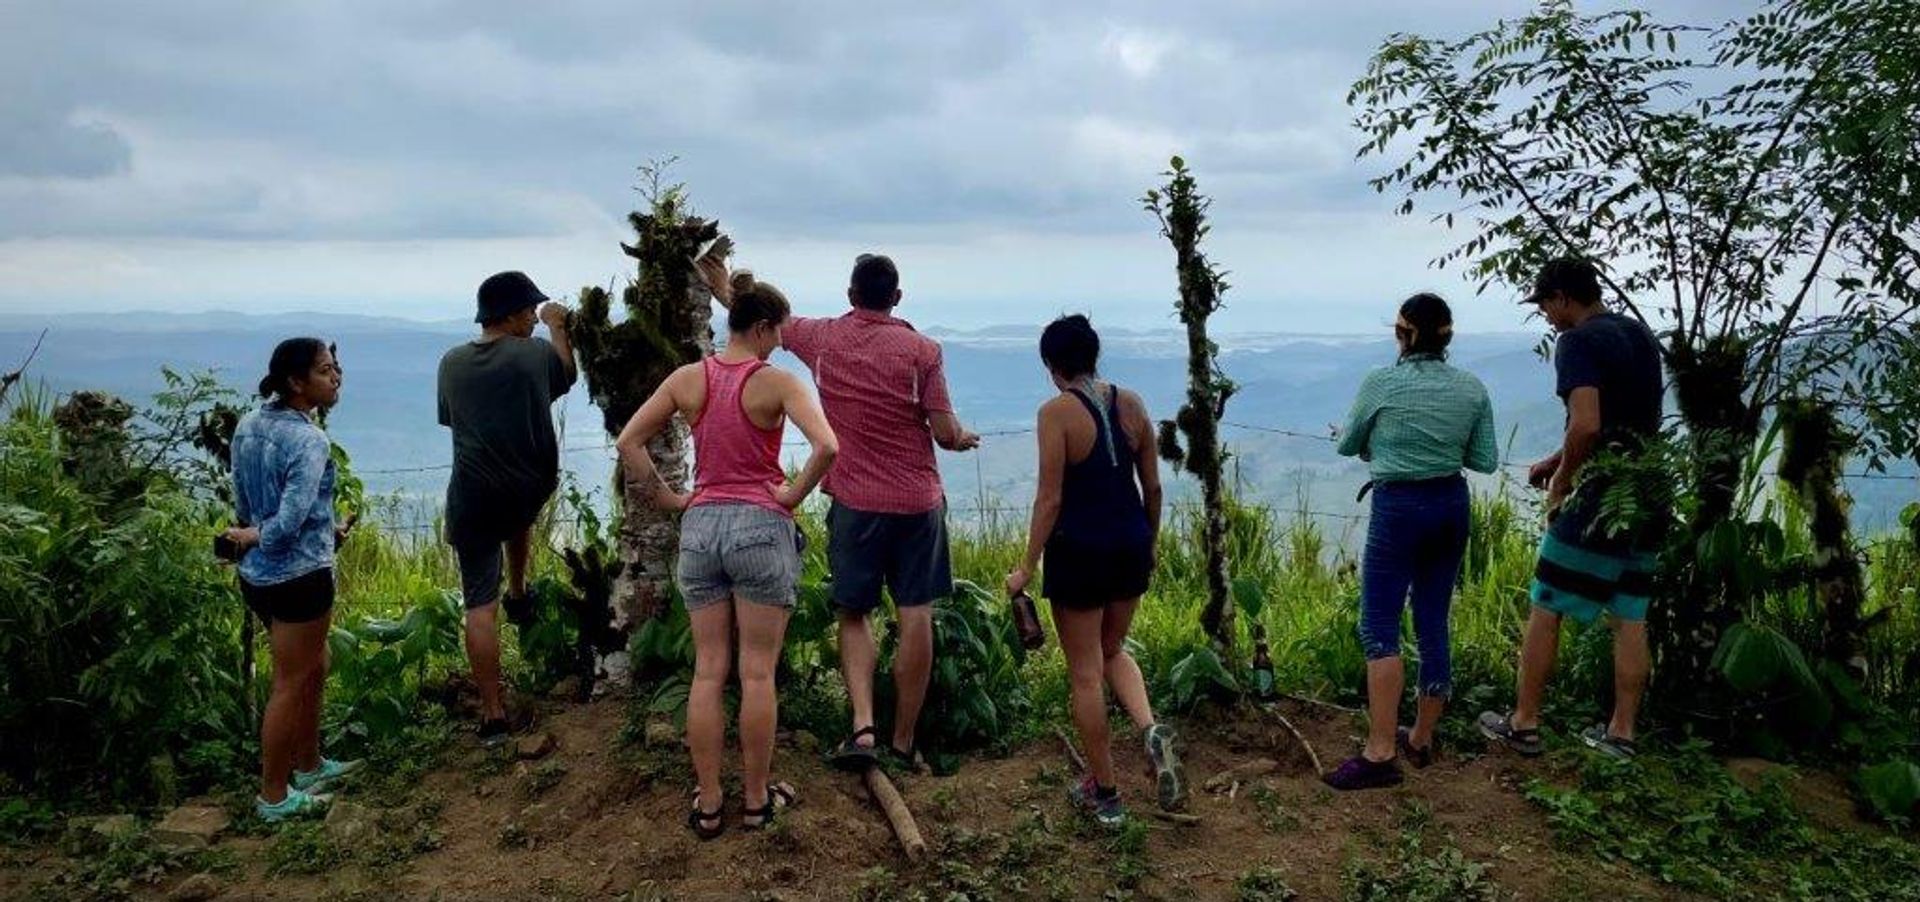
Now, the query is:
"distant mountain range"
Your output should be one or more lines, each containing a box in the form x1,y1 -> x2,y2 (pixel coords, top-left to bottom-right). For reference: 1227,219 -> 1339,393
2,311 -> 1911,538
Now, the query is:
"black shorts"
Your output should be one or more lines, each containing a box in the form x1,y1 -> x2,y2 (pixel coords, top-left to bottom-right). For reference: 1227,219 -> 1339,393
453,539 -> 504,611
826,500 -> 953,613
1043,538 -> 1152,610
241,568 -> 335,626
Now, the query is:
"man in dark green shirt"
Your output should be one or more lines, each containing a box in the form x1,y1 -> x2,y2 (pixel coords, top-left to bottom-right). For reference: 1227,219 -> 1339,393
438,270 -> 577,746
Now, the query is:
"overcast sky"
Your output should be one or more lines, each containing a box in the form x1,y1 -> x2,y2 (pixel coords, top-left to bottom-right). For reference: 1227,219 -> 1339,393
0,0 -> 1747,333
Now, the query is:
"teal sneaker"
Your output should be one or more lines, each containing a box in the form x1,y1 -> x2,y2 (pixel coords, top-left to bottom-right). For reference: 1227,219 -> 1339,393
1068,775 -> 1126,829
292,757 -> 364,794
256,788 -> 331,823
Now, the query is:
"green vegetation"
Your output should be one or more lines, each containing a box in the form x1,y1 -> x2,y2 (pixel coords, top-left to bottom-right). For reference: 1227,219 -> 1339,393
1527,745 -> 1920,899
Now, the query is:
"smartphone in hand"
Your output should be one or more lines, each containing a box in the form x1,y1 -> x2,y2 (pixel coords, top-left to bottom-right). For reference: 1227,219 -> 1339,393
213,533 -> 242,562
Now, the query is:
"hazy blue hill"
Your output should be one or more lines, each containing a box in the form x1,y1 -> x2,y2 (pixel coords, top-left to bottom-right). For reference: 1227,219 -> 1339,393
3,312 -> 1909,536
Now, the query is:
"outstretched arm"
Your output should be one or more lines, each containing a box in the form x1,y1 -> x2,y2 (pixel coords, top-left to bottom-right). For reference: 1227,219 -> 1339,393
615,368 -> 694,511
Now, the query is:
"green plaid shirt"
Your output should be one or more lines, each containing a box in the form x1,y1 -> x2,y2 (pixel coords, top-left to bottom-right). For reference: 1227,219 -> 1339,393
1337,353 -> 1499,481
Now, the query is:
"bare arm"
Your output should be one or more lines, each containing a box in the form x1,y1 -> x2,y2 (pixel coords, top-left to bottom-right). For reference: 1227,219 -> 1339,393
1007,401 -> 1067,595
1126,392 -> 1163,545
1547,387 -> 1602,515
615,367 -> 696,510
539,303 -> 578,386
772,372 -> 839,509
697,255 -> 733,311
930,411 -> 981,452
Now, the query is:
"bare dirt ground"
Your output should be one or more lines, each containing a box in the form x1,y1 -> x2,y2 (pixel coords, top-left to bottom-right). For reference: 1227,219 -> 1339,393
0,695 -> 1877,901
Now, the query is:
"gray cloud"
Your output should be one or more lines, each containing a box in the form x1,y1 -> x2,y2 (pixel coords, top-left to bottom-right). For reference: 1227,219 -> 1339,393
0,0 -> 1758,321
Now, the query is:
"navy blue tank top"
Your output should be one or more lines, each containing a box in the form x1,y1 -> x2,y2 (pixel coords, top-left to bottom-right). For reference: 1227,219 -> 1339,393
1051,385 -> 1151,550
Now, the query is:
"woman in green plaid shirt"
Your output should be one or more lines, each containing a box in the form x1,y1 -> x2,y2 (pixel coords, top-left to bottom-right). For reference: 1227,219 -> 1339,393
1324,293 -> 1498,791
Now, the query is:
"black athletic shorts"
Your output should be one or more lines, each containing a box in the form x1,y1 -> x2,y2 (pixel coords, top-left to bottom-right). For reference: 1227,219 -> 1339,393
1043,537 -> 1153,610
826,500 -> 953,613
241,568 -> 335,626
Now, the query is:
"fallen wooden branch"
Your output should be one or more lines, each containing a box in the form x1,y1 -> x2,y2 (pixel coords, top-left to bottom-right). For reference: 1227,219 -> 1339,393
863,767 -> 926,862
1278,692 -> 1363,715
1147,809 -> 1202,826
1269,709 -> 1324,776
1202,758 -> 1279,792
1055,726 -> 1088,774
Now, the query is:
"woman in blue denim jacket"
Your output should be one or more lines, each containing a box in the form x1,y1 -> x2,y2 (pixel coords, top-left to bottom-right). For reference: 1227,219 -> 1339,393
224,338 -> 360,822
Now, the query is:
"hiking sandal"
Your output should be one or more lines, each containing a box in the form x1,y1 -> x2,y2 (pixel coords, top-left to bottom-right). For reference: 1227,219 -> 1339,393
1478,711 -> 1544,757
830,726 -> 881,772
740,782 -> 797,830
884,742 -> 923,774
1580,724 -> 1638,759
687,793 -> 725,841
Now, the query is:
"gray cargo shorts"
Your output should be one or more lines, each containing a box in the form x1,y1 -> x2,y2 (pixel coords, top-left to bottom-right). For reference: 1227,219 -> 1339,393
677,502 -> 803,610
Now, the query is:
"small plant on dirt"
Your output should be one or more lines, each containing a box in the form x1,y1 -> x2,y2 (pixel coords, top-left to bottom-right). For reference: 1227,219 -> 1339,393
1341,801 -> 1501,902
1102,818 -> 1152,890
496,821 -> 531,851
852,866 -> 899,902
30,827 -> 225,901
265,822 -> 344,877
1249,782 -> 1299,833
521,761 -> 569,799
1236,864 -> 1299,902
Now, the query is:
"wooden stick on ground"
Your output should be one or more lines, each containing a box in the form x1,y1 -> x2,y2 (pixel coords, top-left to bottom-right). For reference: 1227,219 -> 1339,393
1278,692 -> 1363,716
863,767 -> 926,862
1055,726 -> 1089,773
1202,758 -> 1280,792
1269,709 -> 1324,776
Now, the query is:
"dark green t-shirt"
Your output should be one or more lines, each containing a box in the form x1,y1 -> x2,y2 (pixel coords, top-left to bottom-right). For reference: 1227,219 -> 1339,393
437,336 -> 576,546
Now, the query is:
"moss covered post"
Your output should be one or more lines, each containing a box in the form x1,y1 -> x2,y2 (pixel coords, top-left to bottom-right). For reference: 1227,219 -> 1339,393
571,165 -> 725,623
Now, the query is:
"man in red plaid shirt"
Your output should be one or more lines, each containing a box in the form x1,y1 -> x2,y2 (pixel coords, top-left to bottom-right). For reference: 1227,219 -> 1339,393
702,252 -> 978,771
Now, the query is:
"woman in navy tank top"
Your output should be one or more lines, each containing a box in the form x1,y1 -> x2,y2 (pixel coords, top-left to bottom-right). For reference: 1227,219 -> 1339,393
1007,315 -> 1186,827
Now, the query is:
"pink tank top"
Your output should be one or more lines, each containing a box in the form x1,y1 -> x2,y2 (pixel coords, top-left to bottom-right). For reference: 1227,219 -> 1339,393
689,357 -> 789,517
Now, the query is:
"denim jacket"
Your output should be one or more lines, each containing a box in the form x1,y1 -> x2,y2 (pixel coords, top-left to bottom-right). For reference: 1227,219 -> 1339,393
231,403 -> 336,586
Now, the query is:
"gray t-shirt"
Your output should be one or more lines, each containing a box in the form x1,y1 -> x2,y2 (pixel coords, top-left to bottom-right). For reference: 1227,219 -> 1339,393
437,336 -> 576,546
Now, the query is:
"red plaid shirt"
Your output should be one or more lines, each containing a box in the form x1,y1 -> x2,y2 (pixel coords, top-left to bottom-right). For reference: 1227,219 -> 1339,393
782,309 -> 953,514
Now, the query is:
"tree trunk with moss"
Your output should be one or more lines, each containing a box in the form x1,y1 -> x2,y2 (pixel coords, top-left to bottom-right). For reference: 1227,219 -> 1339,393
1778,400 -> 1874,673
571,182 -> 723,625
1144,157 -> 1239,663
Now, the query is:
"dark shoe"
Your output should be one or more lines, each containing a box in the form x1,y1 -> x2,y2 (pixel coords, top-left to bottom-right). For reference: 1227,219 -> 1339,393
1477,711 -> 1543,757
1322,755 -> 1403,791
502,592 -> 536,627
1396,727 -> 1437,769
1068,776 -> 1126,828
478,718 -> 511,749
687,793 -> 725,841
1144,724 -> 1187,811
1580,724 -> 1638,759
883,742 -> 923,774
740,782 -> 797,831
829,726 -> 881,772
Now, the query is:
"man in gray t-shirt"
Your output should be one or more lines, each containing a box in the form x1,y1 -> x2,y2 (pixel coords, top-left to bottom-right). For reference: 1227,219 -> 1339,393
437,270 -> 577,746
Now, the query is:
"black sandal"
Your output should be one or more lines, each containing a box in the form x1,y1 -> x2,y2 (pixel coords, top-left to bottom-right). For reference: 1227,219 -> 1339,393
687,793 -> 725,841
884,742 -> 921,774
740,782 -> 797,830
830,726 -> 881,772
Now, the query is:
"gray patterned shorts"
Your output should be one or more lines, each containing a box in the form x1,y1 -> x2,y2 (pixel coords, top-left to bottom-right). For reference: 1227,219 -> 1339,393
677,502 -> 802,610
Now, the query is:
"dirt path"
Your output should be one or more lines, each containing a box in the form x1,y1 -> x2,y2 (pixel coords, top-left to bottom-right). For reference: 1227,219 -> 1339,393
6,696 -> 1832,900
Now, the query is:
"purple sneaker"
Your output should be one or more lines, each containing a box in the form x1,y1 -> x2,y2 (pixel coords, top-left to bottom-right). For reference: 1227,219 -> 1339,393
1322,755 -> 1403,791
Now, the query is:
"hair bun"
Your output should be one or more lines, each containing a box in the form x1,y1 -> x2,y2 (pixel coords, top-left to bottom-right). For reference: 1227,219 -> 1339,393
729,270 -> 757,297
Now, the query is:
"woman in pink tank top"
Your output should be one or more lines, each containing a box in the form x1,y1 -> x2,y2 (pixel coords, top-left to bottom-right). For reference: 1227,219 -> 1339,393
615,268 -> 838,839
